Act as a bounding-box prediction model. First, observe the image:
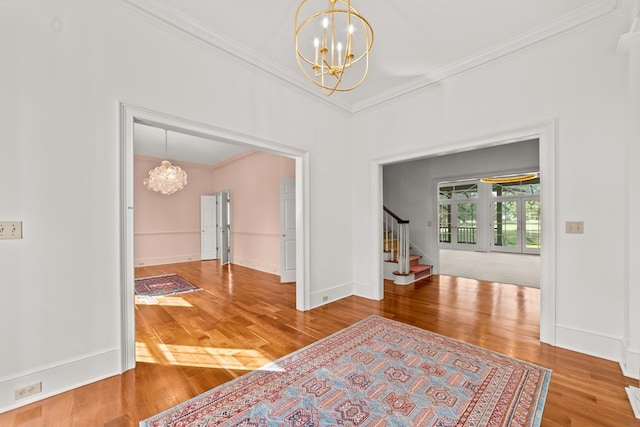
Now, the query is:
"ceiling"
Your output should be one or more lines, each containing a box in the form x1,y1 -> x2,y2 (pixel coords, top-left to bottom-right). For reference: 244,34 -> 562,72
127,0 -> 619,164
134,122 -> 251,166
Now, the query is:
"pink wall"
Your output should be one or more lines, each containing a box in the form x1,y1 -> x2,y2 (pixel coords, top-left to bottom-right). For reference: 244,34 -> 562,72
212,151 -> 295,274
134,151 -> 295,274
134,155 -> 217,266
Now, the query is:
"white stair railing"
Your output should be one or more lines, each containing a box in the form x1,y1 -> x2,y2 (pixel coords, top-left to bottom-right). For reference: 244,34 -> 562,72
383,207 -> 410,274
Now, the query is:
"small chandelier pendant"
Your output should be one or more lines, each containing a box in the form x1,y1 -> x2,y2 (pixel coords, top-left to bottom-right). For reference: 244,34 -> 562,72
295,0 -> 373,96
143,130 -> 188,195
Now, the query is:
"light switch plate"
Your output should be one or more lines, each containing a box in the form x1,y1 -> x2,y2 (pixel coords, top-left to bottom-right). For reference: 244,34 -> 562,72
0,221 -> 23,239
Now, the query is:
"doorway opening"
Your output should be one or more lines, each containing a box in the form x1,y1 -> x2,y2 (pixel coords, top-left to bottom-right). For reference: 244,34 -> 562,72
374,121 -> 556,345
200,191 -> 232,264
120,103 -> 310,371
437,174 -> 541,288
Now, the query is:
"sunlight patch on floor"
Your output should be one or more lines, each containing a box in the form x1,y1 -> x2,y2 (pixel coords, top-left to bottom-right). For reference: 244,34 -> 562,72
135,296 -> 193,306
135,342 -> 156,364
135,342 -> 278,371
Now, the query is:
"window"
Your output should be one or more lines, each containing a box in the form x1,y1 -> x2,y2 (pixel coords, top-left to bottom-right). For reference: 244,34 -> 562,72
439,182 -> 478,248
491,178 -> 540,253
439,176 -> 540,254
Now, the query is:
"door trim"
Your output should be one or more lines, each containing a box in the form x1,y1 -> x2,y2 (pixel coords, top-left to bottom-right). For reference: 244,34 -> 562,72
372,119 -> 557,345
119,103 -> 310,372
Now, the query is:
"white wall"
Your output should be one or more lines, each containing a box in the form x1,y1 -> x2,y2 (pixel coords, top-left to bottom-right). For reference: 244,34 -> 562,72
351,9 -> 638,376
0,0 -> 352,412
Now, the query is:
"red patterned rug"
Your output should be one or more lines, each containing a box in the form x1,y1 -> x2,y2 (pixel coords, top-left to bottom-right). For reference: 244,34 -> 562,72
140,315 -> 551,426
135,274 -> 200,297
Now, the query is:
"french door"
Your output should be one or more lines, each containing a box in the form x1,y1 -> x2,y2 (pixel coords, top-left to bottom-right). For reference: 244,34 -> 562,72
439,175 -> 540,254
491,196 -> 540,254
438,182 -> 478,250
216,190 -> 231,265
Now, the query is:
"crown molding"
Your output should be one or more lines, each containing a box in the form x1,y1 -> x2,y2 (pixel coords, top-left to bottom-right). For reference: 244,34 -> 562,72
618,30 -> 640,53
113,0 -> 353,114
114,0 -> 622,115
617,0 -> 640,53
352,0 -> 623,113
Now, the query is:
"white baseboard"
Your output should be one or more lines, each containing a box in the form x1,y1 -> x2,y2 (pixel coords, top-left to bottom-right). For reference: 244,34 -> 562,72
0,348 -> 121,414
383,261 -> 397,280
310,282 -> 354,308
353,281 -> 382,300
621,342 -> 640,380
232,257 -> 280,276
626,386 -> 640,418
555,324 -> 635,375
135,253 -> 202,267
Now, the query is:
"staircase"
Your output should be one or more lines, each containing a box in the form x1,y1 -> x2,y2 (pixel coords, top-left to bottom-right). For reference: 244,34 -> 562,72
383,207 -> 432,285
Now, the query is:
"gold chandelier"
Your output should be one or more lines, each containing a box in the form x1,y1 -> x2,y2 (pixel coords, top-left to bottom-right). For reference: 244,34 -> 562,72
143,130 -> 188,195
294,0 -> 373,96
480,173 -> 538,184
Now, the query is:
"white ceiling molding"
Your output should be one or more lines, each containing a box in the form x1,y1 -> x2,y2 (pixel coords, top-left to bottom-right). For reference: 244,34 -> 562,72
114,0 -> 353,114
115,0 -> 623,115
618,28 -> 640,53
617,0 -> 640,53
352,0 -> 623,113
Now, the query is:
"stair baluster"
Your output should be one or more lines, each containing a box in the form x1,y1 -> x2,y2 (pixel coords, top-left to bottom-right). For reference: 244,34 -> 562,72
399,222 -> 410,274
383,207 -> 410,274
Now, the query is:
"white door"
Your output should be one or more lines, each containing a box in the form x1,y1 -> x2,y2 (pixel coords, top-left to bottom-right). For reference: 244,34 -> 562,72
201,195 -> 217,260
438,201 -> 478,250
438,181 -> 479,250
280,178 -> 296,283
491,196 -> 541,255
217,190 -> 231,265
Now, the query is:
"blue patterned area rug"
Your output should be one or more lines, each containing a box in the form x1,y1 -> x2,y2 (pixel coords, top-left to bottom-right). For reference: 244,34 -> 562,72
134,274 -> 200,297
140,315 -> 551,426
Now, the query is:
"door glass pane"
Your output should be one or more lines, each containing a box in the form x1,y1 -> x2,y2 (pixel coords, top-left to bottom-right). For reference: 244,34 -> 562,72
491,178 -> 540,196
439,183 -> 478,200
457,203 -> 477,244
453,183 -> 478,199
525,200 -> 541,249
493,201 -> 518,248
439,186 -> 453,200
439,204 -> 451,243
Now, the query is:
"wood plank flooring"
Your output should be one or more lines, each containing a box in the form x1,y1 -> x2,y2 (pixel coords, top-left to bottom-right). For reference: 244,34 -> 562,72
1,260 -> 637,426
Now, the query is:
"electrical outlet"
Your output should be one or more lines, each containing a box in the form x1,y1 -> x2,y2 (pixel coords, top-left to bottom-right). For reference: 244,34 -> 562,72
565,221 -> 584,234
15,382 -> 42,400
0,221 -> 23,240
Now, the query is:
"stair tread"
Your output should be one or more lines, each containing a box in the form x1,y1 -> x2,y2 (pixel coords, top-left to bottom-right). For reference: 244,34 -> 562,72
392,264 -> 432,276
387,254 -> 421,261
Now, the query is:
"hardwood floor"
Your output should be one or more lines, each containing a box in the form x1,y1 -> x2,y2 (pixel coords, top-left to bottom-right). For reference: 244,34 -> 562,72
1,261 -> 637,426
